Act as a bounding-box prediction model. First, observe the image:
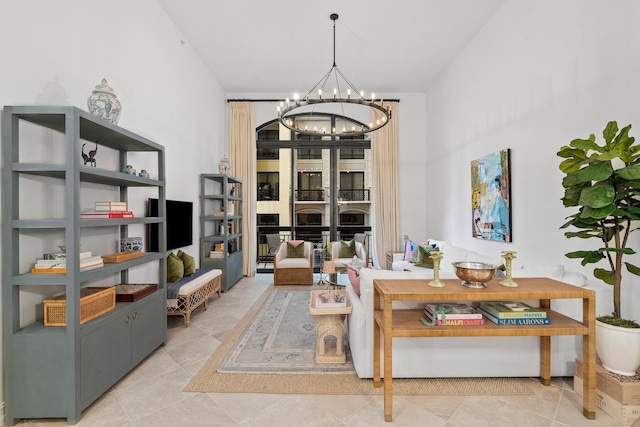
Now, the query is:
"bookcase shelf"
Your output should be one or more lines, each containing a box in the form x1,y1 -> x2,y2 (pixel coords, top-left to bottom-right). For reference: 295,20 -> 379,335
199,174 -> 243,292
1,105 -> 167,425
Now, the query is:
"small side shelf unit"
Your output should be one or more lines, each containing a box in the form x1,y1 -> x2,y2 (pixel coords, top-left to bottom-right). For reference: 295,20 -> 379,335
200,174 -> 243,292
1,106 -> 167,425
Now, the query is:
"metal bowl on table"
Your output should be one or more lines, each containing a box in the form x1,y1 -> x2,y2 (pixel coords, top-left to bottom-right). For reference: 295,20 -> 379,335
452,261 -> 498,288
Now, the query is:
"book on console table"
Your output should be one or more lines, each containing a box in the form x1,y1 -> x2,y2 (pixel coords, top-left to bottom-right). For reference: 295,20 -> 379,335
425,315 -> 485,326
478,307 -> 550,325
479,301 -> 547,318
424,302 -> 483,320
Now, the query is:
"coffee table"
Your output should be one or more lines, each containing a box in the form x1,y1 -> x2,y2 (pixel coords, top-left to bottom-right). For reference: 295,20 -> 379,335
322,270 -> 350,289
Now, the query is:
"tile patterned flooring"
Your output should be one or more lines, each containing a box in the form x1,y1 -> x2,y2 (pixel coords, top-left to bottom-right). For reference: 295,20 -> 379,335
14,274 -> 626,426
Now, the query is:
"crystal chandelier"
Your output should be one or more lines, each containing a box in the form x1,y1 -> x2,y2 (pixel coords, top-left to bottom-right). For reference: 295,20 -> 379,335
277,13 -> 391,138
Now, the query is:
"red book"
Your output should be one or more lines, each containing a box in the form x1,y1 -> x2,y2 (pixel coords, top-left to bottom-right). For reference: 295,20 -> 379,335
81,211 -> 134,218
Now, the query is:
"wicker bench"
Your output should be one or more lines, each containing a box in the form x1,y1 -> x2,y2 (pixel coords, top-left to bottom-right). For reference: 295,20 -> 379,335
166,269 -> 222,327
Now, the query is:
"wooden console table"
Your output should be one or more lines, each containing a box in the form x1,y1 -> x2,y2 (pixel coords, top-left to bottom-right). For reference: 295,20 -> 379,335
373,277 -> 596,422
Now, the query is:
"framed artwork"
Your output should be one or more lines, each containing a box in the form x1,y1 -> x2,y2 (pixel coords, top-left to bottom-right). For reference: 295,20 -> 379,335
471,149 -> 511,242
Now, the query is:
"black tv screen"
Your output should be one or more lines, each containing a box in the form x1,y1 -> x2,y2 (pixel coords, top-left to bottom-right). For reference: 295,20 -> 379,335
148,198 -> 193,252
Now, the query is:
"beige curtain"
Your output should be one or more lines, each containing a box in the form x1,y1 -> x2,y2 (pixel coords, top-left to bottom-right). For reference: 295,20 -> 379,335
228,102 -> 257,276
371,101 -> 399,268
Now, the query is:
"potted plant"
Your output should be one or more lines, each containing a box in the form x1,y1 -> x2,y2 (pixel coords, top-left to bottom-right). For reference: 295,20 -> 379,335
558,120 -> 640,376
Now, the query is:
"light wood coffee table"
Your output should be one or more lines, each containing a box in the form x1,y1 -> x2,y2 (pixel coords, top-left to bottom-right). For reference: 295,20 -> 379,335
309,289 -> 352,363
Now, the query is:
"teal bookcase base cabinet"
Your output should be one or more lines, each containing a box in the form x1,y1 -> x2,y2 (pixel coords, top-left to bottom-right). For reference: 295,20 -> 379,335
6,293 -> 165,424
201,251 -> 243,292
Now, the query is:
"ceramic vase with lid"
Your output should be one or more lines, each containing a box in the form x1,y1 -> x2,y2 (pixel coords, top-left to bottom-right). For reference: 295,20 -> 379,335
218,156 -> 231,174
87,78 -> 122,124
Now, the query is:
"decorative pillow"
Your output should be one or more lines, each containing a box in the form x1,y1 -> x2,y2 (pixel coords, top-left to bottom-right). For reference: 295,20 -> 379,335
287,241 -> 305,258
167,252 -> 184,282
404,240 -> 417,261
177,250 -> 196,276
346,265 -> 361,296
339,239 -> 356,258
415,245 -> 439,269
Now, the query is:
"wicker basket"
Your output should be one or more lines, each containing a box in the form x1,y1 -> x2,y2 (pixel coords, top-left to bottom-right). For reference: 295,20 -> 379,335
44,287 -> 116,326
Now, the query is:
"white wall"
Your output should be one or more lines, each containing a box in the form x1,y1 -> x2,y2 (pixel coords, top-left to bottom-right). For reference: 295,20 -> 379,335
424,0 -> 640,320
0,0 -> 226,409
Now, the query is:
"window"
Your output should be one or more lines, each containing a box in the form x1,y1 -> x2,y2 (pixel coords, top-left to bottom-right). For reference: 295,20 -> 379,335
340,148 -> 364,159
297,172 -> 323,201
339,172 -> 367,201
340,213 -> 364,225
257,172 -> 279,201
257,148 -> 279,159
297,213 -> 322,226
297,149 -> 322,159
257,214 -> 279,226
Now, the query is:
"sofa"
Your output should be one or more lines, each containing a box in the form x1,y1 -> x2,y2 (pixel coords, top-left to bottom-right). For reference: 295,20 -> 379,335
343,239 -> 614,379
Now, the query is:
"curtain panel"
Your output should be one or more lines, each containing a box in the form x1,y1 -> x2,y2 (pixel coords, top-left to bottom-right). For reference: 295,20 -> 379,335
228,102 -> 257,276
371,101 -> 399,268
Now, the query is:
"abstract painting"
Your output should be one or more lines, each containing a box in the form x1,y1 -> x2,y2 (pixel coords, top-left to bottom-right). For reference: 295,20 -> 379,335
471,149 -> 511,242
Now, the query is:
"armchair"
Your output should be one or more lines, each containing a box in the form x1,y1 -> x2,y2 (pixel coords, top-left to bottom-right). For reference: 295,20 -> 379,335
274,241 -> 313,285
330,240 -> 368,269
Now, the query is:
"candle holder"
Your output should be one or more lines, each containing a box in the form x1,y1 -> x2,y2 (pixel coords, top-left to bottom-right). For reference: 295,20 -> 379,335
500,250 -> 519,287
428,250 -> 446,288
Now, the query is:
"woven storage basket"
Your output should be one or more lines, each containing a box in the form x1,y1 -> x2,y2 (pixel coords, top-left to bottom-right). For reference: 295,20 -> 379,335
44,287 -> 116,326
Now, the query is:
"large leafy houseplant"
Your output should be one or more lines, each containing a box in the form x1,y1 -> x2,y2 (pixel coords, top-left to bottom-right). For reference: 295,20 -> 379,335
558,121 -> 640,328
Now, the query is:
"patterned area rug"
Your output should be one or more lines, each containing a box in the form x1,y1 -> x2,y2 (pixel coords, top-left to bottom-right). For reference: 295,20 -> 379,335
217,287 -> 355,373
185,285 -> 533,396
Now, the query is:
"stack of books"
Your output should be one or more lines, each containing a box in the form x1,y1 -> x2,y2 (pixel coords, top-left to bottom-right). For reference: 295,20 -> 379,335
424,302 -> 484,326
315,292 -> 347,308
478,301 -> 550,325
31,252 -> 104,274
81,201 -> 133,218
209,250 -> 224,258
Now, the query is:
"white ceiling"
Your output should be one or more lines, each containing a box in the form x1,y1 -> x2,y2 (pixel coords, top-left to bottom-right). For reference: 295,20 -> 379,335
156,0 -> 505,94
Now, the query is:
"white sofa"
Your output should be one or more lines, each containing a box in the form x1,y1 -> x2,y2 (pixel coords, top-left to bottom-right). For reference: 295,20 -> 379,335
344,240 -> 613,379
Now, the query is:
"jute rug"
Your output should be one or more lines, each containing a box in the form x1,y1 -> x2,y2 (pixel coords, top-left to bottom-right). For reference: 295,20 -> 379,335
185,285 -> 533,396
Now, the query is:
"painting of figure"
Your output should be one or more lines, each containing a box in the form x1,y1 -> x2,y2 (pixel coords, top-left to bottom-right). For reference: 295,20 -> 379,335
471,149 -> 511,242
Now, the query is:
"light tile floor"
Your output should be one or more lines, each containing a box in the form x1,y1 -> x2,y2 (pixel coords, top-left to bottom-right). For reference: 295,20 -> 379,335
15,274 -> 626,426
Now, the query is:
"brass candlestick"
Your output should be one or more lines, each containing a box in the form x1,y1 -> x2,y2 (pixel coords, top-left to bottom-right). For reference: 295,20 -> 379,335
428,250 -> 446,288
500,250 -> 518,287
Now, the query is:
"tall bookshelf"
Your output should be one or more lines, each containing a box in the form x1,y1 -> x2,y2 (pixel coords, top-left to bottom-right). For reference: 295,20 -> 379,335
1,106 -> 167,425
200,174 -> 243,292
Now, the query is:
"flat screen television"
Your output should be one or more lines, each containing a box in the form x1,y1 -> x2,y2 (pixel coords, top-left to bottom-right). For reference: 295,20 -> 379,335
147,198 -> 193,252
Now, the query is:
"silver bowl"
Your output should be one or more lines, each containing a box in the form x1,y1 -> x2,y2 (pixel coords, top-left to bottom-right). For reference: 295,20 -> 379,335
452,261 -> 498,288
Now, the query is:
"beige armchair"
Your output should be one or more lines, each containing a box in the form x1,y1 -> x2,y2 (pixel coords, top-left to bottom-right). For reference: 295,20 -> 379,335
274,241 -> 313,285
330,240 -> 368,269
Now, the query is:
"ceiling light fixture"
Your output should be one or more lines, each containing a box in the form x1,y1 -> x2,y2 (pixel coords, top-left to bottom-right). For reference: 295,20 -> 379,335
277,13 -> 391,138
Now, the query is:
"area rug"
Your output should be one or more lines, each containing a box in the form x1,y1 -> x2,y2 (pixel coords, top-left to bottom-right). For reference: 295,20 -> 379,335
185,285 -> 533,396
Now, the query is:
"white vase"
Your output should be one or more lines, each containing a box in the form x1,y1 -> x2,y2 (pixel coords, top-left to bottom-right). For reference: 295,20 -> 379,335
596,319 -> 640,376
87,78 -> 122,124
218,156 -> 230,174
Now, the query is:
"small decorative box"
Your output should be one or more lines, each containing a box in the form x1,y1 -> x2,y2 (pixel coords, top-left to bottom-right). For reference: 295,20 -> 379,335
121,237 -> 143,252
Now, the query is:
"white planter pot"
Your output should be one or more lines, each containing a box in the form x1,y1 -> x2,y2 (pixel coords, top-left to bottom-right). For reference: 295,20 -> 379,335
596,319 -> 640,376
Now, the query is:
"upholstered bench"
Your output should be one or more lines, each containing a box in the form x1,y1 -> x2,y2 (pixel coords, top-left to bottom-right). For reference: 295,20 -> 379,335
166,268 -> 222,327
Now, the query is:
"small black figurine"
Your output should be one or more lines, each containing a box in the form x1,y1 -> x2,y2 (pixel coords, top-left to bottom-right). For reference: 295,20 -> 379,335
82,141 -> 98,167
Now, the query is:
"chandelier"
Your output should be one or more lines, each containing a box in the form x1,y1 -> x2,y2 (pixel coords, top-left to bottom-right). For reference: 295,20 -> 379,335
277,13 -> 391,138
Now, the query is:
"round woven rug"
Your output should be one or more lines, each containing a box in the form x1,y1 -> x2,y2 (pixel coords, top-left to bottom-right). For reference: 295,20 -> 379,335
184,285 -> 533,396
